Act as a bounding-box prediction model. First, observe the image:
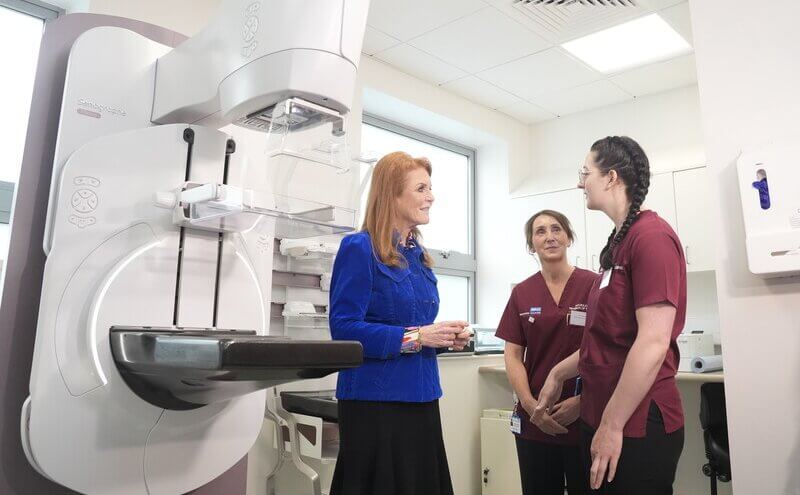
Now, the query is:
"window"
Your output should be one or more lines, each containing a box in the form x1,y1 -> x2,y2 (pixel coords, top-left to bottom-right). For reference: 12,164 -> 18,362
0,1 -> 57,293
360,114 -> 477,323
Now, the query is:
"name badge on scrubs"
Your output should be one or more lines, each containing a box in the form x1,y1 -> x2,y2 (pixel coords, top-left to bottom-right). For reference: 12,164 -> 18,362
568,309 -> 587,327
510,408 -> 522,434
599,269 -> 612,289
520,307 -> 542,324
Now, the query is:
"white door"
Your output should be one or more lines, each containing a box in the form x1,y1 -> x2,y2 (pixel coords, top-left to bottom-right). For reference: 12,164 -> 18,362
480,414 -> 521,495
509,189 -> 588,278
674,167 -> 716,272
644,172 -> 678,230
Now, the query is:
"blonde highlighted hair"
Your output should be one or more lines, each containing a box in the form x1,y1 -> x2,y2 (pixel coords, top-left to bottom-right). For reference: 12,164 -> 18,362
361,151 -> 434,268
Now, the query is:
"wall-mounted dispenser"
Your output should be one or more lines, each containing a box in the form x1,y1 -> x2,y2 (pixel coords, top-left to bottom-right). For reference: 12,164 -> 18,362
737,139 -> 800,277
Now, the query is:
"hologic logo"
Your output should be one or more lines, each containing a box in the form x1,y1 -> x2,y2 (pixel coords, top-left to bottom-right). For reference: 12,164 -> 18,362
78,98 -> 126,117
242,2 -> 261,58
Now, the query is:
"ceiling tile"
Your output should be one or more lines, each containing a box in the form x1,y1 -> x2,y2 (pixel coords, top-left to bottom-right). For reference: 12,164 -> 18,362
362,27 -> 401,55
374,44 -> 467,85
409,7 -> 550,73
442,76 -> 521,109
609,54 -> 697,97
367,0 -> 486,42
532,80 -> 632,116
478,48 -> 601,100
497,100 -> 556,124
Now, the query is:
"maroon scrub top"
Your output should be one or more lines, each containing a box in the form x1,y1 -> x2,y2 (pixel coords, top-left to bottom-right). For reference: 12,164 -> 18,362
578,210 -> 687,438
496,268 -> 599,444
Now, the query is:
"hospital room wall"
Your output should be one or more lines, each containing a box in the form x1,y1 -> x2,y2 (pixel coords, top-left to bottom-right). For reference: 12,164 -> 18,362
494,85 -> 722,339
688,1 -> 800,493
516,84 -> 706,195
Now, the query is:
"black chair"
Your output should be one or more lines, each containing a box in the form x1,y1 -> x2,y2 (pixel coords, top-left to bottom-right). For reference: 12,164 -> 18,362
699,382 -> 731,495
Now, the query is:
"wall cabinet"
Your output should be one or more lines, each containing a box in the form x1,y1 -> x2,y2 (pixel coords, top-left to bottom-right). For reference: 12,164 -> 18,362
673,167 -> 716,272
510,167 -> 714,280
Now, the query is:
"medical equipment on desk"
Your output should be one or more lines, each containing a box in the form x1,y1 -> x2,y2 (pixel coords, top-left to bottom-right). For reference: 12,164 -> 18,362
677,332 -> 715,372
737,138 -> 800,277
474,326 -> 505,355
19,1 -> 371,493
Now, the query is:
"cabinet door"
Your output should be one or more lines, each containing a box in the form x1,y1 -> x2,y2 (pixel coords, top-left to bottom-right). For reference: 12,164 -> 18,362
585,207 -> 614,273
674,167 -> 715,272
644,172 -> 678,231
510,189 -> 588,277
480,416 -> 521,495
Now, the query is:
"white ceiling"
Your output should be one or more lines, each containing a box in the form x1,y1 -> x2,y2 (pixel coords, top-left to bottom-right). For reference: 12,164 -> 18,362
363,0 -> 697,125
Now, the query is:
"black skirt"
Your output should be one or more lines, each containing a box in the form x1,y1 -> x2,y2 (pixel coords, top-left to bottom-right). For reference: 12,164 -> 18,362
330,400 -> 454,495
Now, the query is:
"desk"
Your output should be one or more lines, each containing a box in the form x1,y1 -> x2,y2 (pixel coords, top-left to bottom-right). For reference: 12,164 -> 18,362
477,364 -> 724,383
476,364 -> 731,495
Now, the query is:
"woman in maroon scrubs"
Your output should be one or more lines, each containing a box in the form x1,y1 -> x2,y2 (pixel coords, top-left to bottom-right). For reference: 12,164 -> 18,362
533,136 -> 687,494
496,210 -> 597,495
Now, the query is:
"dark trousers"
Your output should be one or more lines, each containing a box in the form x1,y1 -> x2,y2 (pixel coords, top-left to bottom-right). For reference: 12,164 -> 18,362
580,402 -> 684,494
515,437 -> 588,495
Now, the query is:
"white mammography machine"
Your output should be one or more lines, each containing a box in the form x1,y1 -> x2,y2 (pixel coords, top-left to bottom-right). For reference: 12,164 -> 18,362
20,1 -> 369,493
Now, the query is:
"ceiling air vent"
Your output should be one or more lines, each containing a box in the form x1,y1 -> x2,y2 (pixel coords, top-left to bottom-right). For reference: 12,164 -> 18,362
511,0 -> 648,43
519,0 -> 636,5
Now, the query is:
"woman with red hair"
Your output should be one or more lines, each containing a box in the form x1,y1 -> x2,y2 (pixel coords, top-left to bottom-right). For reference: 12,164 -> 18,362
329,151 -> 470,495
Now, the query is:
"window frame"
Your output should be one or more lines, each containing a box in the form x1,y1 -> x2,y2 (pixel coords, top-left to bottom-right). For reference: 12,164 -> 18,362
0,0 -> 62,20
361,113 -> 477,323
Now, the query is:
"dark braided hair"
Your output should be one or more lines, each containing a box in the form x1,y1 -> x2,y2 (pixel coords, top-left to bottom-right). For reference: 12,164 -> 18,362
592,136 -> 651,270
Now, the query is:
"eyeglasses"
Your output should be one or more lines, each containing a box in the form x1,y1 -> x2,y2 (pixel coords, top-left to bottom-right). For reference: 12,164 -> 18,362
578,168 -> 590,186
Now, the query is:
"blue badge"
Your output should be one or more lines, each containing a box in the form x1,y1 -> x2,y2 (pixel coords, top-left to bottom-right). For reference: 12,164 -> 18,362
530,307 -> 542,315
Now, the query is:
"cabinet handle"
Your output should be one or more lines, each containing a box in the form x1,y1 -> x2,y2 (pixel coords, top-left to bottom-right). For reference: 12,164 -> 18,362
685,245 -> 691,265
591,254 -> 598,272
575,255 -> 582,268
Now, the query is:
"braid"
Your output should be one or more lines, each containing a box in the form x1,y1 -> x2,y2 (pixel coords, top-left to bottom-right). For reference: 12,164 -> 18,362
598,228 -> 616,270
595,136 -> 651,270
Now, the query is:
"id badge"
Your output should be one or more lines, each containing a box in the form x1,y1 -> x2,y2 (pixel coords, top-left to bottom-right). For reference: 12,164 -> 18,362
510,409 -> 522,434
568,310 -> 587,326
599,269 -> 612,289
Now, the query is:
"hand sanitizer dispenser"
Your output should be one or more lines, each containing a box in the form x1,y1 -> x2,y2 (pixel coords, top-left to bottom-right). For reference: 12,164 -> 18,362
737,139 -> 800,277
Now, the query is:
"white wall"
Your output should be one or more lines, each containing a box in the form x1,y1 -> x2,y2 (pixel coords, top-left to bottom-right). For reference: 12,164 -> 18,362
509,85 -> 721,336
516,85 -> 706,196
690,1 -> 800,494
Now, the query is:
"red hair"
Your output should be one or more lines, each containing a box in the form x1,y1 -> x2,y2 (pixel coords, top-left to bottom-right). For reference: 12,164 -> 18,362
362,151 -> 434,268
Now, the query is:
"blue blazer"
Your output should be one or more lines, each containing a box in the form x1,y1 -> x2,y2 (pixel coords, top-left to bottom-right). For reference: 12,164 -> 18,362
329,231 -> 442,402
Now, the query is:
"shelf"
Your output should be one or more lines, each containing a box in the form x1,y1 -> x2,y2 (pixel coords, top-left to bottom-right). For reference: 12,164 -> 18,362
169,183 -> 356,239
676,371 -> 724,383
272,270 -> 322,289
270,302 -> 328,319
280,238 -> 339,259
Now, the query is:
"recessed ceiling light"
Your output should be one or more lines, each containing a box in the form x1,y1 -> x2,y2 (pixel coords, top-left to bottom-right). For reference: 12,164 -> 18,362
561,14 -> 692,74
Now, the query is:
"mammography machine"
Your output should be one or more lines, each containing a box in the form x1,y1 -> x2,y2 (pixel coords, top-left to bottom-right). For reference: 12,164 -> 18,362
19,1 -> 370,493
